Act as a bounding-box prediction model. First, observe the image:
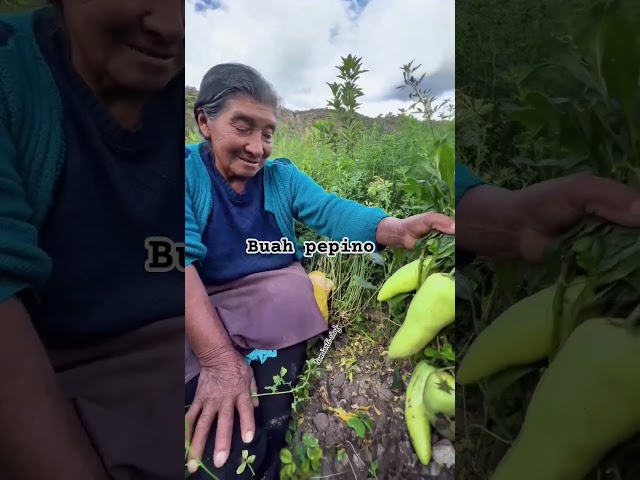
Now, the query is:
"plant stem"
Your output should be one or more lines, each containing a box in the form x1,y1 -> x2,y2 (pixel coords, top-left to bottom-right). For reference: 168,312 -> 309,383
550,254 -> 574,361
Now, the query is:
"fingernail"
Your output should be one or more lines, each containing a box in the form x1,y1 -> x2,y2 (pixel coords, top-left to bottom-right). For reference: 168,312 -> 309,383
451,222 -> 455,231
631,200 -> 640,216
187,459 -> 199,473
214,451 -> 228,468
244,430 -> 254,443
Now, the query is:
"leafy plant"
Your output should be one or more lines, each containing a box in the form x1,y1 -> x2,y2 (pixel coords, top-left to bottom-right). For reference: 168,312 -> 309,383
316,54 -> 369,160
279,434 -> 323,479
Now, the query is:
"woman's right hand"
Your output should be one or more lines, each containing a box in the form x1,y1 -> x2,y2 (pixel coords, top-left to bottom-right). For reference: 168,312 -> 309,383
185,347 -> 258,472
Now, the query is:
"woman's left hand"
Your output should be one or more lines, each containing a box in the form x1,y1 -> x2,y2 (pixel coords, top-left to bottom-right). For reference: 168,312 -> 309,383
376,213 -> 455,250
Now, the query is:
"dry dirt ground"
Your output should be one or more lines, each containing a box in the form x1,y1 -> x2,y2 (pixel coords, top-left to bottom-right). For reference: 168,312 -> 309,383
295,328 -> 455,480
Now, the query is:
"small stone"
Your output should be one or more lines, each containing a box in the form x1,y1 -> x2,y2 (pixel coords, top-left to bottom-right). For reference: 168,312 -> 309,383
432,439 -> 455,468
352,395 -> 369,406
321,457 -> 334,476
312,413 -> 329,432
324,431 -> 341,446
332,372 -> 346,387
428,460 -> 442,476
341,382 -> 354,399
374,385 -> 394,402
352,453 -> 366,471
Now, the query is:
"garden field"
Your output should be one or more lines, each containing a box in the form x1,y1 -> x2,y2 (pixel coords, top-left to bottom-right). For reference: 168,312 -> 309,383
186,56 -> 457,479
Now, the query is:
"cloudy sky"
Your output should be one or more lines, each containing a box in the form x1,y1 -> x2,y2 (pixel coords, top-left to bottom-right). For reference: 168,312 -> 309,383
185,0 -> 454,118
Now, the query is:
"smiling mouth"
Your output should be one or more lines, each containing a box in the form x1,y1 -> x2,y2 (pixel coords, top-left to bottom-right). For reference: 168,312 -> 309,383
127,44 -> 175,61
240,157 -> 260,165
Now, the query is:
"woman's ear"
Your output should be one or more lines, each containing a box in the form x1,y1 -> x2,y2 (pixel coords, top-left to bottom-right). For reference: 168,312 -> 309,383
196,110 -> 211,139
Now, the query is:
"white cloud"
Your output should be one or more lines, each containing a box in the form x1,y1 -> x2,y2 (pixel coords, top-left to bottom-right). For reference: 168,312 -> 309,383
186,0 -> 454,117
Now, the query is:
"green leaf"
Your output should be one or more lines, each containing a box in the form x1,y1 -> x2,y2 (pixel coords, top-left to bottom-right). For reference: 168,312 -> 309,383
524,91 -> 563,133
280,448 -> 293,464
387,292 -> 411,308
509,107 -> 545,135
353,275 -> 377,290
441,343 -> 455,361
391,369 -> 403,391
247,455 -> 256,463
423,347 -> 438,358
236,463 -> 246,474
347,418 -> 366,438
307,446 -> 323,461
280,466 -> 289,479
369,252 -> 386,266
434,142 -> 455,196
363,417 -> 376,435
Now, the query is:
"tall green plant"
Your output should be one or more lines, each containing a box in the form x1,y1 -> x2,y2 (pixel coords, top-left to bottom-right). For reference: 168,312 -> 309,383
316,54 -> 368,160
397,60 -> 455,138
396,61 -> 456,218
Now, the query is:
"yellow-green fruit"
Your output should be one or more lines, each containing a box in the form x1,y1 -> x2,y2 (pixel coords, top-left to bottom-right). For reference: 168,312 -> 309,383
388,273 -> 455,359
405,361 -> 437,465
308,271 -> 334,323
424,371 -> 455,417
492,317 -> 640,480
457,278 -> 588,385
377,257 -> 433,302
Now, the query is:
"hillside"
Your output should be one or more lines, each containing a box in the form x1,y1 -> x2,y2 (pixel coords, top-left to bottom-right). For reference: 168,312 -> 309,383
185,86 -> 450,137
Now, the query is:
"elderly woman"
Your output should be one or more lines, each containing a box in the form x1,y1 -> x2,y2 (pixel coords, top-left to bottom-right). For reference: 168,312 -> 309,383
0,1 -> 184,479
183,63 -> 456,478
184,63 -> 640,479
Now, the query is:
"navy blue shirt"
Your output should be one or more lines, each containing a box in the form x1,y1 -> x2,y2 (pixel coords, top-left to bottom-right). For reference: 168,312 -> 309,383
27,9 -> 184,347
198,144 -> 294,286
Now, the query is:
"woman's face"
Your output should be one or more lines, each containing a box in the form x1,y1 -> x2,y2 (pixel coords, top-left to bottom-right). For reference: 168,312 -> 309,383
198,97 -> 276,182
60,0 -> 184,94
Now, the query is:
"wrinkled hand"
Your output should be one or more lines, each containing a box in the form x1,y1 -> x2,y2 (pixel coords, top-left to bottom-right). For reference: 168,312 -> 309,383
377,213 -> 455,250
185,348 -> 258,473
514,173 -> 640,262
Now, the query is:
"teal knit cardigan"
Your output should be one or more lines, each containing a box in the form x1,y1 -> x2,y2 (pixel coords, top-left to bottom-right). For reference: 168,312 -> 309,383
0,10 -> 65,303
184,143 -> 390,267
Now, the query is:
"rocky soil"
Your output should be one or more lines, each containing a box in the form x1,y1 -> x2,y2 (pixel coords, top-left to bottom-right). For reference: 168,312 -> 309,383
296,331 -> 455,480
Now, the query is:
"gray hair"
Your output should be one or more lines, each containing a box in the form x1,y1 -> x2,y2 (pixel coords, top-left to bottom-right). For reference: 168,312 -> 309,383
193,63 -> 282,123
